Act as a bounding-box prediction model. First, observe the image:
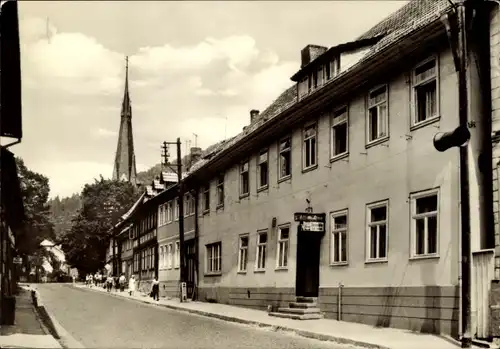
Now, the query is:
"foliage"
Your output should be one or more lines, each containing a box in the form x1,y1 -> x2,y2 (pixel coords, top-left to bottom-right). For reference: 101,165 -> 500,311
48,193 -> 82,240
59,177 -> 139,274
15,157 -> 55,256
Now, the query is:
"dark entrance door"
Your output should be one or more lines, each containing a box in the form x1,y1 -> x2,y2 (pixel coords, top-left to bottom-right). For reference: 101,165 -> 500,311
185,239 -> 196,298
295,228 -> 321,297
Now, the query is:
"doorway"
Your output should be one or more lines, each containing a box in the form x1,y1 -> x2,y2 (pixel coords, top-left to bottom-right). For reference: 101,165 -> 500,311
295,227 -> 321,297
185,239 -> 196,298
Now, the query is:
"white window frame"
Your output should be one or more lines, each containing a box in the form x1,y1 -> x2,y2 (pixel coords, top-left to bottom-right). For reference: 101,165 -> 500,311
240,161 -> 250,196
206,242 -> 222,274
159,245 -> 164,269
167,243 -> 173,269
331,106 -> 349,159
302,123 -> 317,170
330,209 -> 348,265
167,202 -> 173,223
159,205 -> 165,226
238,235 -> 249,273
367,84 -> 389,144
278,136 -> 292,180
366,200 -> 389,262
410,189 -> 440,258
216,174 -> 224,207
276,225 -> 290,269
202,185 -> 210,212
174,198 -> 179,221
258,150 -> 269,190
255,231 -> 267,271
174,241 -> 180,269
317,66 -> 324,88
411,56 -> 439,127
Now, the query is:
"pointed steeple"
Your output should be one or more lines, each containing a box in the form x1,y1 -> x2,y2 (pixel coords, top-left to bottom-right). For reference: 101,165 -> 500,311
112,56 -> 137,185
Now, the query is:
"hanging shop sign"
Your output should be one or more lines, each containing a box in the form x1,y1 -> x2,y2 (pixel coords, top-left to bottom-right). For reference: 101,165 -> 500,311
294,212 -> 326,233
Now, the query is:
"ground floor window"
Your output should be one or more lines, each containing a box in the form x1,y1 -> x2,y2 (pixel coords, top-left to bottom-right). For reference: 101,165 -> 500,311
206,242 -> 221,273
277,226 -> 289,268
410,189 -> 439,257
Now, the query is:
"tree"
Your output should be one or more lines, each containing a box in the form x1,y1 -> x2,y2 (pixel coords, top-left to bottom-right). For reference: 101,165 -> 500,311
15,157 -> 55,256
59,177 -> 139,275
48,193 -> 82,240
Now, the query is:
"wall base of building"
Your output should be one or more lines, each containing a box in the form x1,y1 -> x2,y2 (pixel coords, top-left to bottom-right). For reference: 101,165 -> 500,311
198,286 -> 295,311
160,280 -> 179,298
198,285 -> 459,337
319,286 -> 459,338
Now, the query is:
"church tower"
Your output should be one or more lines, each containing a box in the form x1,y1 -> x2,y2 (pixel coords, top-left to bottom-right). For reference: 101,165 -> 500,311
112,56 -> 137,184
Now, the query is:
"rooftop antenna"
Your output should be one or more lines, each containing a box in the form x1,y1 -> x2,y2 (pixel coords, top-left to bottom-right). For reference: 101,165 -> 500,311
193,133 -> 198,148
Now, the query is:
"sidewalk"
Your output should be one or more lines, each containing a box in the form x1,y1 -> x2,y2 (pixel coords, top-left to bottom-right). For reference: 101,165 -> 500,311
76,283 -> 477,349
0,286 -> 61,348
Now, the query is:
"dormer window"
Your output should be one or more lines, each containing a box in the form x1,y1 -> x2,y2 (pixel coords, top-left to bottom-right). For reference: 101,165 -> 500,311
298,76 -> 308,98
317,66 -> 324,87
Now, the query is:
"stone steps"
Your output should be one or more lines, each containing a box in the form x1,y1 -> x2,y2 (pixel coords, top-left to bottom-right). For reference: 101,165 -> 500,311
268,296 -> 323,320
269,312 -> 323,320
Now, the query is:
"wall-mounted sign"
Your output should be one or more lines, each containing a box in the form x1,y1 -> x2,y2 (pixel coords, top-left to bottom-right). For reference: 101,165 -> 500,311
13,256 -> 22,265
294,212 -> 326,223
301,221 -> 325,232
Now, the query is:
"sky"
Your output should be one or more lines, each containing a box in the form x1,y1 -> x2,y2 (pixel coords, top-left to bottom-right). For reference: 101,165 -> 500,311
14,1 -> 408,199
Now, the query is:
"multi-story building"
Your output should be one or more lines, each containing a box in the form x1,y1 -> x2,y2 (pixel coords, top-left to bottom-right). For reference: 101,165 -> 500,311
181,0 -> 497,339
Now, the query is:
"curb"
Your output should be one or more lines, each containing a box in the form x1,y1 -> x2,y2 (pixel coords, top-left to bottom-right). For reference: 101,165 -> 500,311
76,285 -> 389,349
30,287 -> 86,349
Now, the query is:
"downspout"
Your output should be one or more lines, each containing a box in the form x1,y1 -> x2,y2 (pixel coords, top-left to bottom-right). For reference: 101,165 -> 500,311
194,187 -> 200,301
338,282 -> 344,321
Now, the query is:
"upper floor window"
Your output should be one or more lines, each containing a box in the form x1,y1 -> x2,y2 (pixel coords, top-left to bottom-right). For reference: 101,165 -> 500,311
367,85 -> 388,143
258,150 -> 269,190
159,205 -> 165,226
298,76 -> 309,99
278,137 -> 291,180
303,124 -> 317,170
174,241 -> 180,268
240,161 -> 249,197
167,201 -> 173,223
216,174 -> 224,207
410,189 -> 439,258
331,106 -> 348,158
184,194 -> 195,216
413,57 -> 438,126
174,198 -> 179,221
316,66 -> 324,87
202,184 -> 210,213
366,200 -> 388,262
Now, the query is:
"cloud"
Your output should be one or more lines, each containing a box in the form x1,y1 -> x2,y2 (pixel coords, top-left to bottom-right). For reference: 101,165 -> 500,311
18,15 -> 299,198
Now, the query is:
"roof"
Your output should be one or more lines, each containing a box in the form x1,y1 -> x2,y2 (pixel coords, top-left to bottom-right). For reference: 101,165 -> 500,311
184,0 -> 453,179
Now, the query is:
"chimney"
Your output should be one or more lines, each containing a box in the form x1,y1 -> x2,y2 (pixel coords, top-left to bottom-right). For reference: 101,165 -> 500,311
301,45 -> 327,68
188,147 -> 202,170
250,109 -> 260,123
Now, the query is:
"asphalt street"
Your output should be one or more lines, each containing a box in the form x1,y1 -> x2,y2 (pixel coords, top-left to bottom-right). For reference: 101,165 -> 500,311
36,283 -> 358,349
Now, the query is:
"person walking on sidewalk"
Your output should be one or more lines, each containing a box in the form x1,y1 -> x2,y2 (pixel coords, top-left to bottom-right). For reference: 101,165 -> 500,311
119,273 -> 126,292
150,277 -> 160,301
106,275 -> 113,292
128,275 -> 136,296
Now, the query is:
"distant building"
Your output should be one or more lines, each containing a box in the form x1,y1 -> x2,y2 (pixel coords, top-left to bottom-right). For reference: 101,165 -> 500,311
112,56 -> 138,184
40,239 -> 69,275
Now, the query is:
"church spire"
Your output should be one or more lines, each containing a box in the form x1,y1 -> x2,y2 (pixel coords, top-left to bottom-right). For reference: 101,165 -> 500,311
112,56 -> 137,184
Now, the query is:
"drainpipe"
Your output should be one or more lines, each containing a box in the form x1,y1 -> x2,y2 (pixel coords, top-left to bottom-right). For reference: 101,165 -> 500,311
194,187 -> 200,301
338,282 -> 344,321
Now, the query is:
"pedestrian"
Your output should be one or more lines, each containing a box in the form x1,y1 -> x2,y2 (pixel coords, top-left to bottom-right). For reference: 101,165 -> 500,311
128,275 -> 136,296
150,277 -> 160,301
119,273 -> 126,292
106,274 -> 113,292
88,274 -> 93,288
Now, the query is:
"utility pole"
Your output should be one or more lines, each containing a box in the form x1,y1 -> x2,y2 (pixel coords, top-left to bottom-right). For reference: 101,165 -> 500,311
162,139 -> 186,301
161,141 -> 169,169
435,1 -> 472,347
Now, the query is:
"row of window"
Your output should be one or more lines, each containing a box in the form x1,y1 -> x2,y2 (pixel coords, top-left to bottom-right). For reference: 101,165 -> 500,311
158,194 -> 195,226
199,56 -> 439,207
129,212 -> 157,240
298,56 -> 340,99
330,188 -> 439,265
133,246 -> 156,272
159,242 -> 180,269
